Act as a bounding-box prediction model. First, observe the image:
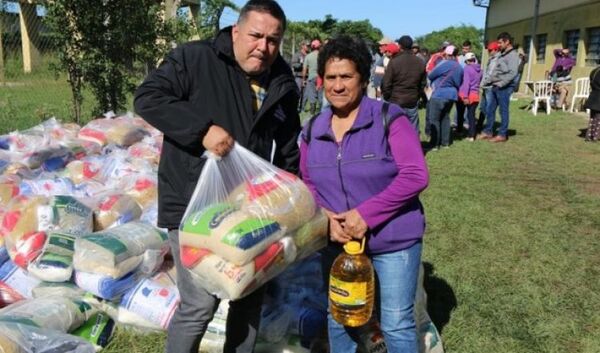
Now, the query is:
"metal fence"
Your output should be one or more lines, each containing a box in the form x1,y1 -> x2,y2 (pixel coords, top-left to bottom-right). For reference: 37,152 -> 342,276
0,1 -> 76,131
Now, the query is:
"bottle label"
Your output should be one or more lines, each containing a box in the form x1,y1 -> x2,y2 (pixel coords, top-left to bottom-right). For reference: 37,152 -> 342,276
329,276 -> 367,306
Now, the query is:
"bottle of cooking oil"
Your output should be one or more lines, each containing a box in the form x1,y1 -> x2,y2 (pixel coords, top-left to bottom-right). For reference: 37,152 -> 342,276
329,238 -> 374,327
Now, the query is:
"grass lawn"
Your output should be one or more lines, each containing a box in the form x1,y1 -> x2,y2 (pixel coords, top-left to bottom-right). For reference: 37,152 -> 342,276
100,101 -> 600,353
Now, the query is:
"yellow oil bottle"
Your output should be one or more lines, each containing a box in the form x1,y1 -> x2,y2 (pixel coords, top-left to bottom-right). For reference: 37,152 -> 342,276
329,238 -> 374,327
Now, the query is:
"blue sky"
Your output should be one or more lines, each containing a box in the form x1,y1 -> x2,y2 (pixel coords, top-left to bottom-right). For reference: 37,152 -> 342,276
221,0 -> 487,39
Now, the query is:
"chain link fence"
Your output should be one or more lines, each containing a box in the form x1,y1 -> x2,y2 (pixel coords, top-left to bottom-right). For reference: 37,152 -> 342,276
0,1 -> 88,132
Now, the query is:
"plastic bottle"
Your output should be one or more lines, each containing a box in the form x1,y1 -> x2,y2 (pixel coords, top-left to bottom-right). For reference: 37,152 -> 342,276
329,238 -> 374,327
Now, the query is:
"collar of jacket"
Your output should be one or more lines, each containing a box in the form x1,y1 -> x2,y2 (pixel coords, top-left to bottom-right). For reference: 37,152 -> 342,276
313,96 -> 374,141
500,47 -> 515,57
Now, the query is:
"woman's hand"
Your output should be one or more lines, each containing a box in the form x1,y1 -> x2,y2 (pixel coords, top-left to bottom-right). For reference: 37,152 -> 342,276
332,209 -> 368,240
324,209 -> 352,244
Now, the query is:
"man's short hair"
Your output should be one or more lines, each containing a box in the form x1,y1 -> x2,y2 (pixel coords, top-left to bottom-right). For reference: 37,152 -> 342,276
238,0 -> 287,31
462,40 -> 472,47
497,32 -> 513,44
398,35 -> 413,50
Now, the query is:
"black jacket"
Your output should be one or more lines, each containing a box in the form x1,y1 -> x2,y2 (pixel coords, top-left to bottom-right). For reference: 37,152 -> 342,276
585,66 -> 600,112
382,51 -> 426,108
134,27 -> 301,229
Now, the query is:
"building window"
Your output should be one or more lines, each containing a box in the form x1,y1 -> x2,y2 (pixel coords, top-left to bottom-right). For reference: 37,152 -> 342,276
586,27 -> 600,66
564,30 -> 580,59
536,34 -> 547,64
522,35 -> 532,58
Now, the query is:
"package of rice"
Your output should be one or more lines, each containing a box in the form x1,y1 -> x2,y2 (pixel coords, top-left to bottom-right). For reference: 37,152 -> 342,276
28,232 -> 76,282
73,222 -> 168,278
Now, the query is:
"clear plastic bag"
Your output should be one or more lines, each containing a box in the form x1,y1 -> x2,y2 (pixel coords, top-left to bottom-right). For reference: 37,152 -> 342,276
0,322 -> 96,353
179,143 -> 326,299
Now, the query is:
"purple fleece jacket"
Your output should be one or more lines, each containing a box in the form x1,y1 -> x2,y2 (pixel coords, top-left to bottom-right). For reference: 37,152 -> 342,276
299,97 -> 429,254
459,63 -> 482,99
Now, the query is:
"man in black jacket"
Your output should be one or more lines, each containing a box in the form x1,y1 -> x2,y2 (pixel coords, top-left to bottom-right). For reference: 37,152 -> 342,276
134,1 -> 300,352
382,35 -> 426,134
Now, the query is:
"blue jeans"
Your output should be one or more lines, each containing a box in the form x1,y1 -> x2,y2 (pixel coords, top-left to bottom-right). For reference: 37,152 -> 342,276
323,242 -> 422,353
401,105 -> 420,135
484,85 -> 513,137
428,98 -> 453,147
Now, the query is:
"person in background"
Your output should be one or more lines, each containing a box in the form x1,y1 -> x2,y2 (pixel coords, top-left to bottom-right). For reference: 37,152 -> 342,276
427,45 -> 463,150
382,35 -> 426,133
133,1 -> 301,352
584,65 -> 600,142
303,39 -> 322,114
425,41 -> 450,73
478,32 -> 519,143
373,37 -> 393,100
458,52 -> 482,141
291,40 -> 309,109
300,34 -> 428,353
457,40 -> 472,68
550,48 -> 576,110
454,40 -> 474,132
478,41 -> 500,133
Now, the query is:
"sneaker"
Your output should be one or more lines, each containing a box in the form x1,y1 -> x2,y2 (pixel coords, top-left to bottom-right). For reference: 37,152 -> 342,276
477,133 -> 493,140
466,137 -> 475,142
490,135 -> 507,143
441,145 -> 450,149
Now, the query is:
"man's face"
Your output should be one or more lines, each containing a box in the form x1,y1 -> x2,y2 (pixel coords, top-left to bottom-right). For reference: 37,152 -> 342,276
379,44 -> 387,54
412,47 -> 419,54
498,38 -> 509,51
462,45 -> 470,54
232,11 -> 283,76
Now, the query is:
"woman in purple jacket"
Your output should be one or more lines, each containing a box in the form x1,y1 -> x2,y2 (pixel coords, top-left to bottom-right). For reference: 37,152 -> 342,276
459,53 -> 483,141
299,35 -> 429,353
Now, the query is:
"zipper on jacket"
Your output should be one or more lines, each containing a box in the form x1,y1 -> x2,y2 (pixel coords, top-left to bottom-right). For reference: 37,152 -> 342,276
336,143 -> 351,210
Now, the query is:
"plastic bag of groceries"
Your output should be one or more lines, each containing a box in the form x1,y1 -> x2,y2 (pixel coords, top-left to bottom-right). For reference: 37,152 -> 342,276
178,143 -> 327,299
0,322 -> 96,353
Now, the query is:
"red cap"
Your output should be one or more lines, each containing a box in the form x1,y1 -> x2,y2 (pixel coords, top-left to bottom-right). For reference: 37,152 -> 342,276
385,43 -> 400,55
487,41 -> 499,51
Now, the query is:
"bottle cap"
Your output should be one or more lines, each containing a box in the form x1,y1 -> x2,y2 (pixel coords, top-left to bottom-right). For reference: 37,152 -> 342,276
344,238 -> 365,255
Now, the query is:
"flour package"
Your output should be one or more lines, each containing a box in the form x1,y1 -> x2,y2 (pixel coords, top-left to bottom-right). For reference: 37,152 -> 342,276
28,232 -> 76,282
179,144 -> 325,298
0,260 -> 41,301
73,222 -> 168,279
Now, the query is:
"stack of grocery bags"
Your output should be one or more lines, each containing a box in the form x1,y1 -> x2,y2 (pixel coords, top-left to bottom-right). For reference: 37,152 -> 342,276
0,114 -> 444,353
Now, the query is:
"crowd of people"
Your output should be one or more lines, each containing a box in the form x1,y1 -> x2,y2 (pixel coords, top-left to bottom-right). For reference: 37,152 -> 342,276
132,1 -> 598,352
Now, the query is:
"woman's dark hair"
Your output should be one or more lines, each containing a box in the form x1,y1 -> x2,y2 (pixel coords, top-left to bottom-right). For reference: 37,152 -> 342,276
238,0 -> 286,31
317,35 -> 372,86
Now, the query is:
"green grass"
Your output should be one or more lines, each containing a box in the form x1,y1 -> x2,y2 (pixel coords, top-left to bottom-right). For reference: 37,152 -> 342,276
100,102 -> 600,353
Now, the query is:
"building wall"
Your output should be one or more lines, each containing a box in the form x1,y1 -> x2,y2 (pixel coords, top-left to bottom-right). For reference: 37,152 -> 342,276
487,0 -> 596,28
484,0 -> 600,91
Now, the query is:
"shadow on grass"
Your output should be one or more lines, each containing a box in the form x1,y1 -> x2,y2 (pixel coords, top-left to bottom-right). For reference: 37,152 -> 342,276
423,262 -> 456,334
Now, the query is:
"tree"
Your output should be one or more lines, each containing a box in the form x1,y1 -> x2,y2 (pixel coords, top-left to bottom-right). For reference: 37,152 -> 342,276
45,0 -> 183,121
198,0 -> 239,39
415,25 -> 483,57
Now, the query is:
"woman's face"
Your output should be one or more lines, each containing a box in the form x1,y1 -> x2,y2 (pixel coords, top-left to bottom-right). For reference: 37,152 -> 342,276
323,58 -> 364,114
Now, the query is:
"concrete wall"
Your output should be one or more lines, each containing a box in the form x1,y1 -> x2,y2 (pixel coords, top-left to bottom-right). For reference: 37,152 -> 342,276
484,0 -> 600,90
487,0 -> 597,28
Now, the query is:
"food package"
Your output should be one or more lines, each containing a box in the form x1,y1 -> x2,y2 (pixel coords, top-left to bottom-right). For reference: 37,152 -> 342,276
180,204 -> 286,266
125,176 -> 158,210
71,312 -> 115,351
0,260 -> 41,302
183,237 -> 296,300
74,270 -> 141,301
0,176 -> 20,209
0,295 -> 95,333
229,170 -> 316,232
93,194 -> 142,231
127,136 -> 161,165
31,281 -> 86,299
78,116 -> 147,147
2,195 -> 92,268
19,176 -> 75,197
117,271 -> 179,330
73,222 -> 168,279
0,322 -> 96,353
27,232 -> 76,282
293,209 -> 328,260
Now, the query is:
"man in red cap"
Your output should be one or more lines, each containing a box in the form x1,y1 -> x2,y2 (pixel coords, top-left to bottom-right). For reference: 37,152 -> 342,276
476,40 -> 500,135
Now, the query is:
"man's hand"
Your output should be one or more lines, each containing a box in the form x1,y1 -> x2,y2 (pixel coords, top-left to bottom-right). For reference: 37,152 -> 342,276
202,125 -> 234,157
332,209 -> 368,240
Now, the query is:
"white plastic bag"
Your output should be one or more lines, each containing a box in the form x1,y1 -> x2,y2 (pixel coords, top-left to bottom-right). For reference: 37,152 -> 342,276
179,144 -> 325,299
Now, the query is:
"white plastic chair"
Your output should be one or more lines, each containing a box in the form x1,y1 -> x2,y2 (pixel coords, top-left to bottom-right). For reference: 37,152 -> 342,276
532,80 -> 553,116
569,77 -> 590,113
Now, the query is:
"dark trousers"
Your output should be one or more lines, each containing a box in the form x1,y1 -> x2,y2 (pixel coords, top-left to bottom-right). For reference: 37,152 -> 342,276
428,98 -> 453,147
466,102 -> 479,138
454,100 -> 466,132
166,230 -> 265,353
